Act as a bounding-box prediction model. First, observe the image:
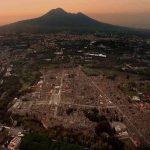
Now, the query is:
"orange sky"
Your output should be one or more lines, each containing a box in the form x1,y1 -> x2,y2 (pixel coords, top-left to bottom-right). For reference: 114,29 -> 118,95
0,0 -> 150,28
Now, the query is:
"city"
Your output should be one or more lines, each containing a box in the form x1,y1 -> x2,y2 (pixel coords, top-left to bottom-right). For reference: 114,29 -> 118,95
0,32 -> 150,150
0,1 -> 150,150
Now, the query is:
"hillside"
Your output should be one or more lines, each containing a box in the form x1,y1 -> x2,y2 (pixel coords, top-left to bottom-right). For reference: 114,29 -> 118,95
0,8 -> 149,35
0,8 -> 130,32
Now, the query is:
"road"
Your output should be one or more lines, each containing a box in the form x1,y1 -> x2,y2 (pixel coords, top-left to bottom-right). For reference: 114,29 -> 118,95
1,125 -> 23,136
54,69 -> 64,117
78,66 -> 150,145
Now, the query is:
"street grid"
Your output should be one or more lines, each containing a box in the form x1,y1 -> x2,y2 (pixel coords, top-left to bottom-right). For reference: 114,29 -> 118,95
9,67 -> 150,144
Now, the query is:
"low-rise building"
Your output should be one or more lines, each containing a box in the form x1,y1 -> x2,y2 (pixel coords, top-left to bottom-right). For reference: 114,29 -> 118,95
131,96 -> 141,102
8,136 -> 21,150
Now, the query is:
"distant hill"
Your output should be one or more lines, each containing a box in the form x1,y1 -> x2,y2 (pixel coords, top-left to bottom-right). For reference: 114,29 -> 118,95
0,8 -> 150,35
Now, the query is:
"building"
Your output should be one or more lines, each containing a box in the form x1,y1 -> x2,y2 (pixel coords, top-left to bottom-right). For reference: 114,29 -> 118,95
8,136 -> 21,150
142,93 -> 150,102
131,96 -> 141,102
111,122 -> 128,138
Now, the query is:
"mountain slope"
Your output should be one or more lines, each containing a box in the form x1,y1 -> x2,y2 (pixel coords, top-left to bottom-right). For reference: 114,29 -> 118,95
0,8 -> 148,33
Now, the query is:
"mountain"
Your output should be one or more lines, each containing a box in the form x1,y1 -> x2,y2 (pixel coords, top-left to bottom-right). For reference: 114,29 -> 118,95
0,8 -> 149,34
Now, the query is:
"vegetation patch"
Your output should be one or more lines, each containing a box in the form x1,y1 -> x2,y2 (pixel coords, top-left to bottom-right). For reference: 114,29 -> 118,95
82,67 -> 102,76
20,133 -> 84,150
82,65 -> 118,79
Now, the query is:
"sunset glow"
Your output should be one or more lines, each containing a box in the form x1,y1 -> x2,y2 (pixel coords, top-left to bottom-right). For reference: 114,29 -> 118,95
0,0 -> 150,28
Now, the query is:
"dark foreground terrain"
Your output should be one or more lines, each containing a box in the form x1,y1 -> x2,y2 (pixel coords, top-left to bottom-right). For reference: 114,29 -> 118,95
0,32 -> 150,150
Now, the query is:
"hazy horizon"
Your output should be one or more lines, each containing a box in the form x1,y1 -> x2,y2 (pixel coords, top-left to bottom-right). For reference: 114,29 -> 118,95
0,0 -> 150,29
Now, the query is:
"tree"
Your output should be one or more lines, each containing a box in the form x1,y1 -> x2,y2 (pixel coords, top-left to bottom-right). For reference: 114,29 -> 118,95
136,145 -> 150,150
95,121 -> 115,136
108,137 -> 124,150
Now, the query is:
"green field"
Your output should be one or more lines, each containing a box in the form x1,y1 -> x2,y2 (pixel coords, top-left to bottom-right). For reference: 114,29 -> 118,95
82,66 -> 118,80
20,133 -> 84,150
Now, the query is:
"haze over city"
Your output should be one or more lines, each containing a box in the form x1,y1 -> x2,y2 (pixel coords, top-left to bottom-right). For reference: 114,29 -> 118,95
0,0 -> 150,29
